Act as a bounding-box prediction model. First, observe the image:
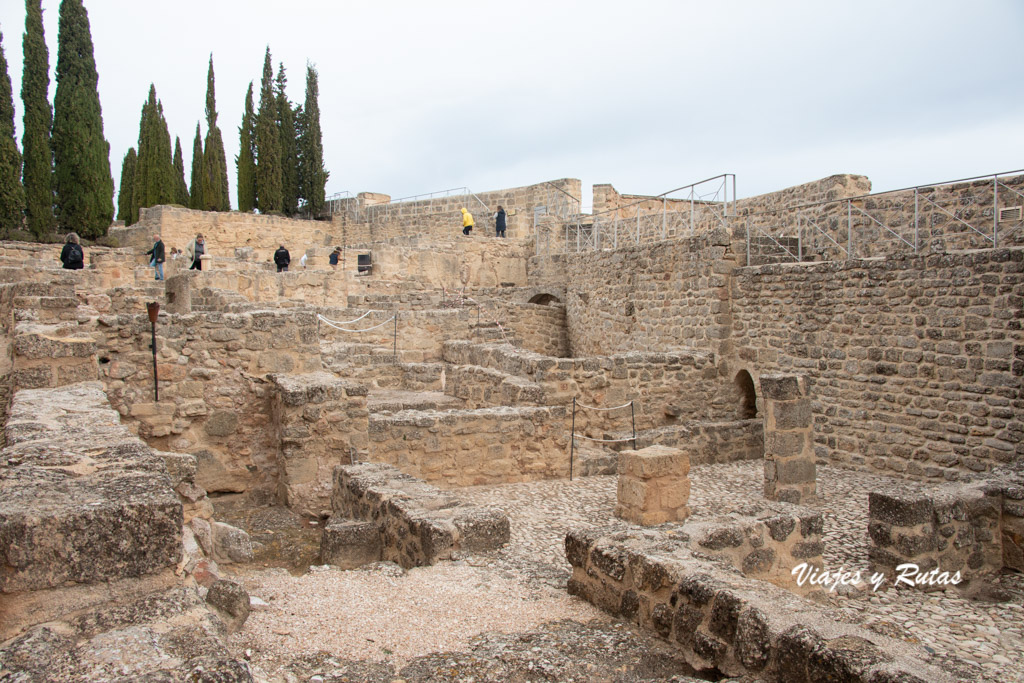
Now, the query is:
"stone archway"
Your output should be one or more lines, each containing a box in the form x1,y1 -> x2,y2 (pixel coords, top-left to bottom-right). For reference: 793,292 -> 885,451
735,370 -> 757,419
528,292 -> 561,306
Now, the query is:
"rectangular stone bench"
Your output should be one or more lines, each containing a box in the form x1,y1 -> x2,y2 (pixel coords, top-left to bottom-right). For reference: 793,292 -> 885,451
327,462 -> 509,568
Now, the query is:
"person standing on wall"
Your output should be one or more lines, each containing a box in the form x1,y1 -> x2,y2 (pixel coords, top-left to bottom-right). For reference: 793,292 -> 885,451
145,234 -> 165,281
494,205 -> 507,238
59,233 -> 84,270
186,234 -> 205,270
461,207 -> 474,236
274,244 -> 291,273
329,247 -> 341,267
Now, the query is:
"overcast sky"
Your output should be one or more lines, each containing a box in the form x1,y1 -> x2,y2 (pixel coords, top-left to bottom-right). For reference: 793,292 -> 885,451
1,0 -> 1022,211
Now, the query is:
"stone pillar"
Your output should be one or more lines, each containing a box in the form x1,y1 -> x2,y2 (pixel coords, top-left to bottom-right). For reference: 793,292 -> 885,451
165,273 -> 191,314
615,445 -> 690,526
760,374 -> 816,504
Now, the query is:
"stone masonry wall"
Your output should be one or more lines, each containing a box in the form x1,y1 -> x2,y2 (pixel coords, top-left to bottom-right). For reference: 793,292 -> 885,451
367,406 -> 570,487
732,250 -> 1024,479
93,309 -> 321,499
565,527 -> 952,682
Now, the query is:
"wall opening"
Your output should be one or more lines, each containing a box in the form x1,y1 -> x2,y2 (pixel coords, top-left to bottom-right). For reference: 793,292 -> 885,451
735,370 -> 757,419
528,293 -> 561,306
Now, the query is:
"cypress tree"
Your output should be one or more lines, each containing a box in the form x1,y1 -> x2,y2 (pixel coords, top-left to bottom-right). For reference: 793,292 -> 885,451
236,82 -> 256,212
189,122 -> 203,209
21,0 -> 54,238
201,55 -> 229,211
298,63 -> 328,218
116,147 -> 137,225
0,29 -> 24,232
52,0 -> 114,238
275,63 -> 298,216
173,136 -> 189,206
255,46 -> 281,213
134,84 -> 175,210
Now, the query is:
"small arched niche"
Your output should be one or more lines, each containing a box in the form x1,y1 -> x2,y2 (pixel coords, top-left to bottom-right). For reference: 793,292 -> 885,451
735,370 -> 758,419
528,293 -> 561,306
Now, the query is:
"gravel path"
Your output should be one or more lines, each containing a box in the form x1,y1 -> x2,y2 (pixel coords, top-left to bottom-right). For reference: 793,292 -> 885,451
229,461 -> 1024,682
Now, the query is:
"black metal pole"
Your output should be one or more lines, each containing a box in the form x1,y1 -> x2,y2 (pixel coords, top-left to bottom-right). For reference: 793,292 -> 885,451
630,400 -> 637,450
570,397 -> 576,481
150,320 -> 159,402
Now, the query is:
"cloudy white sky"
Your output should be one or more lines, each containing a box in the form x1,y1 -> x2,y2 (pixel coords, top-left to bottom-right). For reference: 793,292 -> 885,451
1,0 -> 1022,210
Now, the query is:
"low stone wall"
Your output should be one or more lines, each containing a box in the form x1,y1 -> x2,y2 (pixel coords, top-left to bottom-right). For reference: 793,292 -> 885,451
445,364 -> 546,408
0,382 -> 181,593
11,322 -> 97,391
566,527 -> 952,682
328,462 -> 509,568
270,372 -> 369,517
868,461 -> 1024,585
636,420 -> 764,465
367,405 -> 570,487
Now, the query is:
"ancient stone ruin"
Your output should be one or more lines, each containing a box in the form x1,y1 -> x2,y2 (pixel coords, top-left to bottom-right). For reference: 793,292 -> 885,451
1,172 -> 1022,681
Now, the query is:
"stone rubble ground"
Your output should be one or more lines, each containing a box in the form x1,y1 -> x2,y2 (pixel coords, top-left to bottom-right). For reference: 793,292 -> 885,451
228,461 -> 1024,682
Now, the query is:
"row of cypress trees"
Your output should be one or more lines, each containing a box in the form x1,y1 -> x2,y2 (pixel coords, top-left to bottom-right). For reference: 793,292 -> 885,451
1,0 -> 113,239
236,47 -> 328,217
0,2 -> 332,237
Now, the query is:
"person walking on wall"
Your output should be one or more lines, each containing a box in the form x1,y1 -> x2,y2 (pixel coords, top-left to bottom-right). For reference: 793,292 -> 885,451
186,234 -> 205,271
274,244 -> 291,273
59,232 -> 84,270
494,205 -> 507,238
145,233 -> 165,280
329,247 -> 341,267
299,252 -> 308,269
461,207 -> 474,236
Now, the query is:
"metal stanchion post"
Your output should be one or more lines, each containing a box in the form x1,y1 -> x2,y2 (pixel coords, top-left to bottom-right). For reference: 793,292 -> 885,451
570,397 -> 576,481
630,401 -> 637,450
146,302 -> 160,402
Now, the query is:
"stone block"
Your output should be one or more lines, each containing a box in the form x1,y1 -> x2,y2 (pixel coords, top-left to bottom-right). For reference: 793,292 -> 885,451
759,373 -> 806,400
618,445 -> 690,479
211,521 -> 253,564
768,400 -> 812,431
206,579 -> 251,634
320,517 -> 382,569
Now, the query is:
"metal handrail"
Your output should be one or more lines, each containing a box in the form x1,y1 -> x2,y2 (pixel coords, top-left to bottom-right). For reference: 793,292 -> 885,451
589,174 -> 736,220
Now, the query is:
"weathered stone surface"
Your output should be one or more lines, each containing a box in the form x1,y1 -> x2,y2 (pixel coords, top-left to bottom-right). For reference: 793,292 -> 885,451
320,517 -> 383,569
211,521 -> 254,564
0,383 -> 182,593
206,579 -> 251,634
329,462 -> 509,568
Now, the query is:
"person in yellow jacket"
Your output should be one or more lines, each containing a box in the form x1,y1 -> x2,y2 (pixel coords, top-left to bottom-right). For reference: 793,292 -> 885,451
461,207 -> 474,236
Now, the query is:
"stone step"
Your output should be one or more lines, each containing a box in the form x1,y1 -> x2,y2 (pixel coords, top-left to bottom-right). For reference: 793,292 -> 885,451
0,382 -> 182,593
368,390 -> 465,414
445,363 -> 546,407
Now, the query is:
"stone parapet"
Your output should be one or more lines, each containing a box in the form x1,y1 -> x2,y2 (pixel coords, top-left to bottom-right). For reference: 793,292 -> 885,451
566,527 -> 952,682
329,462 -> 509,568
0,382 -> 182,593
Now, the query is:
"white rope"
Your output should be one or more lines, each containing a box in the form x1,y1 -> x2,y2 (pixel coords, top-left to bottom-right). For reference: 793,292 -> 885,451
570,433 -> 636,443
318,314 -> 396,333
317,311 -> 381,326
574,400 -> 633,412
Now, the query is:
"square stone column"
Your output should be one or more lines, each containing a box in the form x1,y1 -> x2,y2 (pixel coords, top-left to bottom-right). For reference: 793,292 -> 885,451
760,374 -> 816,504
615,445 -> 691,526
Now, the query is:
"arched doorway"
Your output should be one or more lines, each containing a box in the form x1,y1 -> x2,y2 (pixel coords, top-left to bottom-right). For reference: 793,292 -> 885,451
735,370 -> 757,419
528,293 -> 561,306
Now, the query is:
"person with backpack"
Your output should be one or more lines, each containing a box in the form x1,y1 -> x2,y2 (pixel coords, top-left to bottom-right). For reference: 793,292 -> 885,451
60,233 -> 84,270
145,234 -> 166,280
274,245 -> 291,273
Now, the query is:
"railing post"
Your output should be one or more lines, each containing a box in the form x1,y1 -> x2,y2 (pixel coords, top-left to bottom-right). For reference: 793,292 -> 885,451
797,215 -> 802,262
662,198 -> 667,240
914,188 -> 919,253
746,220 -> 751,267
690,189 -> 695,235
847,200 -> 853,259
994,175 -> 999,248
570,397 -> 576,481
630,401 -> 637,451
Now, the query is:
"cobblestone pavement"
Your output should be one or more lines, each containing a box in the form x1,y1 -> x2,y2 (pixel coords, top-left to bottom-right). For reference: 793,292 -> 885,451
459,461 -> 1024,683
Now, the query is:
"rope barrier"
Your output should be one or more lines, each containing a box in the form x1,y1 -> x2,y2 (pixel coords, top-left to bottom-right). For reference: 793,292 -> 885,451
573,400 -> 633,412
317,313 -> 396,333
570,433 -> 637,443
317,310 -> 382,326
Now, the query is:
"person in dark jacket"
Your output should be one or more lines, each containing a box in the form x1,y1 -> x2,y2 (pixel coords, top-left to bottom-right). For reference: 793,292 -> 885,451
328,247 -> 341,267
59,232 -> 84,270
145,234 -> 165,280
274,245 -> 291,272
494,206 -> 507,237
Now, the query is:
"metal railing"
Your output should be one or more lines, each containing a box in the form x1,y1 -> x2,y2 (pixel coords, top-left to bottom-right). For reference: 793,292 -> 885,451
744,170 -> 1024,265
539,174 -> 736,254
